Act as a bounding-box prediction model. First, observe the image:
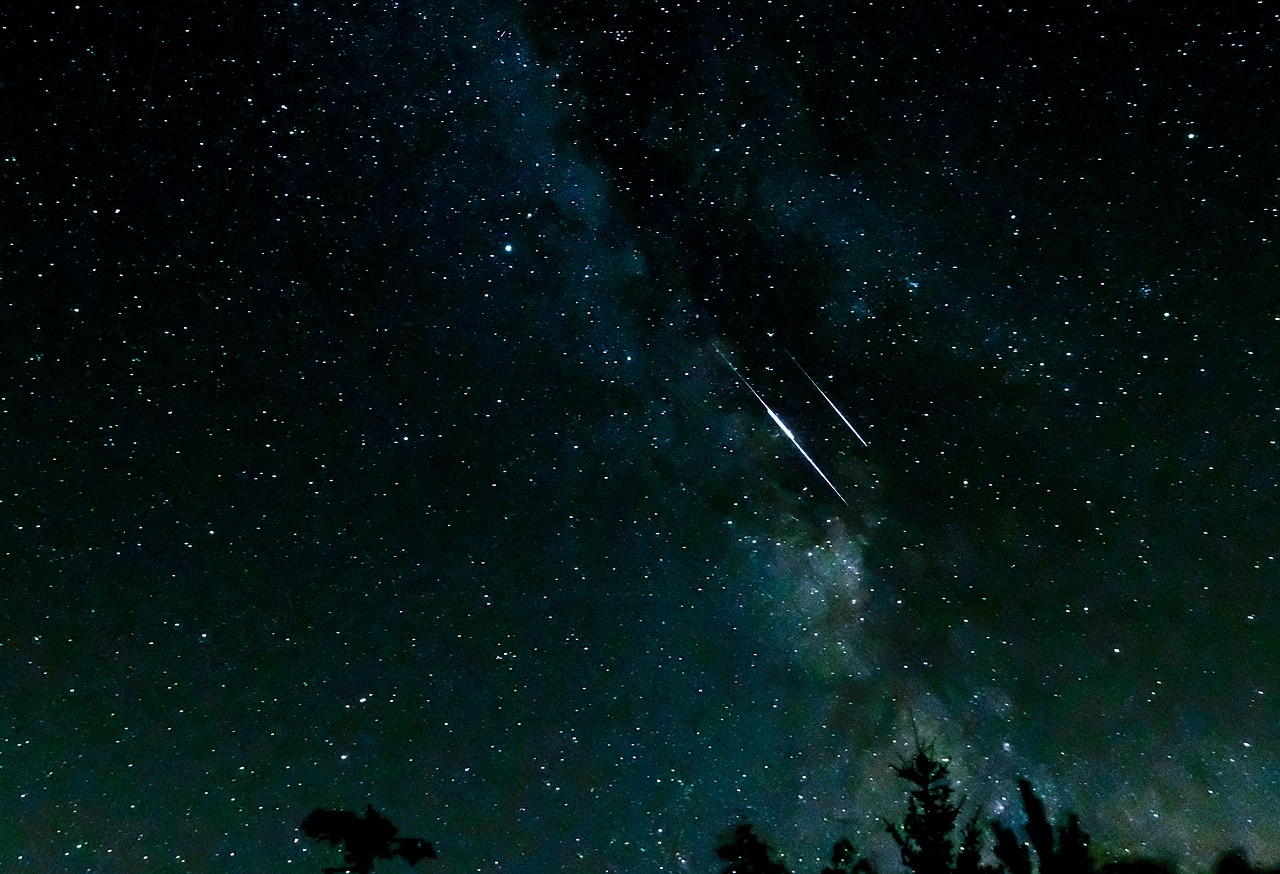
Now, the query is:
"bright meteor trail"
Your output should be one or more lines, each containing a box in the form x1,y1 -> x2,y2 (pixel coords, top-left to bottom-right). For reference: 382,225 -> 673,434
714,347 -> 849,505
786,350 -> 870,448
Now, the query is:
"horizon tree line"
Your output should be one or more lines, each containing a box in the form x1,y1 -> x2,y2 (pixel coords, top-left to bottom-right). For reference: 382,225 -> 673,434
299,741 -> 1277,874
714,741 -> 1278,874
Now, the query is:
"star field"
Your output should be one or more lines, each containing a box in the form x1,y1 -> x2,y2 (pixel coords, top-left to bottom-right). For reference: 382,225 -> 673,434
2,1 -> 1278,872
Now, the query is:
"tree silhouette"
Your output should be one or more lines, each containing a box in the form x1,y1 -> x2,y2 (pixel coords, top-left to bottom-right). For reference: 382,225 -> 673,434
716,822 -> 790,874
1211,849 -> 1280,874
1019,780 -> 1056,874
956,815 -> 995,874
885,742 -> 966,874
1055,813 -> 1093,874
299,805 -> 436,874
822,836 -> 876,874
992,780 -> 1094,874
991,819 -> 1031,874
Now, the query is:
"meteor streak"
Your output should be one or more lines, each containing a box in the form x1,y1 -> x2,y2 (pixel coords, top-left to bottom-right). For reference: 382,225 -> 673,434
786,351 -> 870,447
714,347 -> 849,505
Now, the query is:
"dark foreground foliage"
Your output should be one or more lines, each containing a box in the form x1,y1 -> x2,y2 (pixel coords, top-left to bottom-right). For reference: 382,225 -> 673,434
299,805 -> 435,874
711,741 -> 1279,874
300,744 -> 1280,874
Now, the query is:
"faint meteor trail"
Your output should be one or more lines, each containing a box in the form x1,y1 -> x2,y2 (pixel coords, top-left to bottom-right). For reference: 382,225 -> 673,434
714,347 -> 849,505
786,350 -> 870,447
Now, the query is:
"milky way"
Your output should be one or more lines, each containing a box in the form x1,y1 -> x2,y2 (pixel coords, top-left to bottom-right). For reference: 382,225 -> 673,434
3,1 -> 1278,872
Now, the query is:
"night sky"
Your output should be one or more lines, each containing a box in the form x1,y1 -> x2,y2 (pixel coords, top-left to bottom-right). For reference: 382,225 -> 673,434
4,0 -> 1279,871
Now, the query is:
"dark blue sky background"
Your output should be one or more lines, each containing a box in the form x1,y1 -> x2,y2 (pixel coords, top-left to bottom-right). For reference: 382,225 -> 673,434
3,1 -> 1278,871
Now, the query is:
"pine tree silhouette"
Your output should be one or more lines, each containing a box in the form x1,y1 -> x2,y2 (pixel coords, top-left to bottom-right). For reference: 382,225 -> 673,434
299,805 -> 436,874
991,820 -> 1032,874
1211,849 -> 1279,874
885,742 -> 965,874
1056,813 -> 1093,874
993,781 -> 1094,874
822,836 -> 876,874
1019,781 -> 1057,874
956,815 -> 995,874
716,822 -> 790,874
